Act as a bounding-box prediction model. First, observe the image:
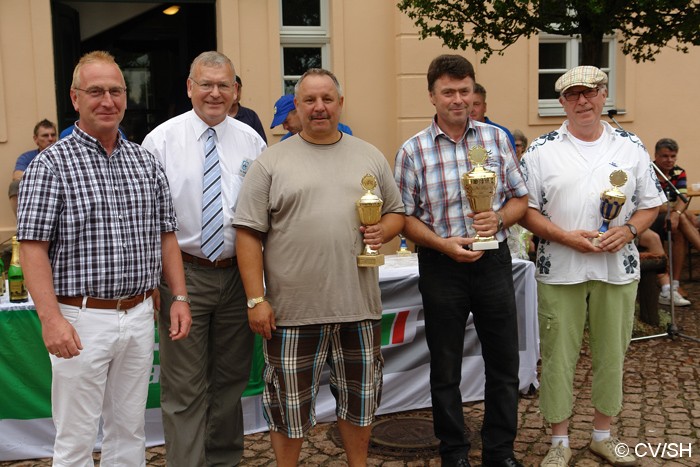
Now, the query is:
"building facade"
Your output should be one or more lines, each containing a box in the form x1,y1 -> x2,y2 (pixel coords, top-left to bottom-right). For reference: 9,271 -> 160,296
1,0 -> 698,240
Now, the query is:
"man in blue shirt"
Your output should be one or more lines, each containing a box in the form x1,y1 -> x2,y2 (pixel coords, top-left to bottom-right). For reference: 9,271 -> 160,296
270,94 -> 352,141
229,75 -> 268,143
470,83 -> 516,152
9,119 -> 57,215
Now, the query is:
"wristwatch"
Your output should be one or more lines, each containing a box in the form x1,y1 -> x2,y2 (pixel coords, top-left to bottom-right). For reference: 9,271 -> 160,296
624,223 -> 638,239
247,296 -> 266,309
496,211 -> 504,231
172,295 -> 191,304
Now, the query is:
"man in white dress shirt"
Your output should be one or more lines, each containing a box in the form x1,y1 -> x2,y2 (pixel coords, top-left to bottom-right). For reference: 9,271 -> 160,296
142,51 -> 266,466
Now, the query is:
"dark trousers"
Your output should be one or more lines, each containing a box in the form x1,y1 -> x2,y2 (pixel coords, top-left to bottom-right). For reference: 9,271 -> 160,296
159,261 -> 253,467
418,242 -> 520,463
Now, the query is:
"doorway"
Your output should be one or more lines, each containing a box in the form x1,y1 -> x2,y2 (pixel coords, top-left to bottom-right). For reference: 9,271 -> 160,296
51,1 -> 216,143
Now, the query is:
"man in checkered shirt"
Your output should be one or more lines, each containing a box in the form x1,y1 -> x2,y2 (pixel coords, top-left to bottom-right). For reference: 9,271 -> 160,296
17,51 -> 191,467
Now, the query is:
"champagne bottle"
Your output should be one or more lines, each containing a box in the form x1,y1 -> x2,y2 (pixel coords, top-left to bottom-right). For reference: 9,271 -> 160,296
8,236 -> 28,303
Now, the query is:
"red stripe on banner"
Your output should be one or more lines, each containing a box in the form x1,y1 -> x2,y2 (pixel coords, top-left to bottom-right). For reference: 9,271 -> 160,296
391,310 -> 409,344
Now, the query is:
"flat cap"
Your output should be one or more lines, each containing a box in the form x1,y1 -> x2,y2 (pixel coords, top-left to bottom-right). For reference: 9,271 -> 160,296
554,66 -> 608,93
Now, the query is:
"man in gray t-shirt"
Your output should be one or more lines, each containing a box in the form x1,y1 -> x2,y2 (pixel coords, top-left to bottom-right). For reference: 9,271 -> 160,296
234,68 -> 404,466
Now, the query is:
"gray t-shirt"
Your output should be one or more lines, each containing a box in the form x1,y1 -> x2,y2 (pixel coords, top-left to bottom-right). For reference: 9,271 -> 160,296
233,134 -> 404,326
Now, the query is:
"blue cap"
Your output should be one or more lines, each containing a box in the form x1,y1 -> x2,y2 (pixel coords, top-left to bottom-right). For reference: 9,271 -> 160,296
270,94 -> 295,128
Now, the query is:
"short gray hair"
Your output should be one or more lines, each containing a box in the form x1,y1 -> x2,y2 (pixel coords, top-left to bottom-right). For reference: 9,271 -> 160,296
189,51 -> 235,79
512,129 -> 527,147
294,68 -> 343,97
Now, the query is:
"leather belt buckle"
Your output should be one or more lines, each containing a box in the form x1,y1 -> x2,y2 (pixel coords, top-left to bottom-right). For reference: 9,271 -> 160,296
115,296 -> 128,311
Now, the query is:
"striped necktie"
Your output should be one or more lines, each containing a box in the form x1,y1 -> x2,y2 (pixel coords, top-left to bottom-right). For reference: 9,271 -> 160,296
201,127 -> 224,260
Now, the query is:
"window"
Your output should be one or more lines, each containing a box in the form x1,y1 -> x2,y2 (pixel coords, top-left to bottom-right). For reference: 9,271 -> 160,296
280,0 -> 329,94
538,34 -> 615,116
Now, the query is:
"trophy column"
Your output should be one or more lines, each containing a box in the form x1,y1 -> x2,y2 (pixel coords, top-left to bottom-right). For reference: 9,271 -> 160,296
592,170 -> 628,247
357,174 -> 385,267
461,146 -> 499,251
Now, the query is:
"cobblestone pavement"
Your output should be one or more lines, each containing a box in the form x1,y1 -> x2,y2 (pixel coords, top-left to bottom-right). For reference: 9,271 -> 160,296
3,272 -> 699,466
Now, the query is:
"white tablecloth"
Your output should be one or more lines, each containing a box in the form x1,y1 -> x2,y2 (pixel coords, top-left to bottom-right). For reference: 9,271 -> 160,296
241,255 -> 540,433
0,255 -> 539,460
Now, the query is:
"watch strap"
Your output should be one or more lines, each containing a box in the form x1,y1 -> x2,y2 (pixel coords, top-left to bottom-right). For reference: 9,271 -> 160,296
172,295 -> 191,304
247,296 -> 266,308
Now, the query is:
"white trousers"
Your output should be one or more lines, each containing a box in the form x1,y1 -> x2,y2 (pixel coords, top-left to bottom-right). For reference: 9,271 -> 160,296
50,298 -> 154,467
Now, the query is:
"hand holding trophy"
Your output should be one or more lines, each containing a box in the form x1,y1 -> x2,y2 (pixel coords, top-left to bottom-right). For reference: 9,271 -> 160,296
592,169 -> 628,247
461,146 -> 499,250
357,174 -> 385,267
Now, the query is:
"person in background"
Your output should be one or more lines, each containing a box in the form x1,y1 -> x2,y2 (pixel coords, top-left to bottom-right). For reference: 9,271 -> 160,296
508,129 -> 534,260
142,51 -> 266,467
229,75 -> 268,143
234,68 -> 404,466
17,50 -> 191,466
8,119 -> 57,216
650,137 -> 700,306
395,54 -> 526,467
512,129 -> 527,160
520,65 -> 663,467
470,83 -> 516,151
270,93 -> 353,141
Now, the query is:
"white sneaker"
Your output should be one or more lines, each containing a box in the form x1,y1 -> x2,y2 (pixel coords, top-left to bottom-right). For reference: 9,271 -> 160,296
659,289 -> 690,306
590,437 -> 638,466
540,441 -> 571,467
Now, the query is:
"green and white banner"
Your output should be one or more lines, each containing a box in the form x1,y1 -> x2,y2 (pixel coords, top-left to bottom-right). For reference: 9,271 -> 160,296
0,257 -> 539,462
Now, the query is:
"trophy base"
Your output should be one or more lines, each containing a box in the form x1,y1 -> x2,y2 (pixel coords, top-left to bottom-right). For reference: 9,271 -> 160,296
396,248 -> 412,257
358,253 -> 385,267
591,234 -> 603,247
471,239 -> 499,251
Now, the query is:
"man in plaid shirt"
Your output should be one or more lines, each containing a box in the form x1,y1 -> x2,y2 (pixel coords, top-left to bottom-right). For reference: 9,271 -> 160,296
394,54 -> 527,467
17,51 -> 191,466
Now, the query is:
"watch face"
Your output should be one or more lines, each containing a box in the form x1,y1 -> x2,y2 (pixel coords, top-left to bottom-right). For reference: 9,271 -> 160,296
247,299 -> 256,308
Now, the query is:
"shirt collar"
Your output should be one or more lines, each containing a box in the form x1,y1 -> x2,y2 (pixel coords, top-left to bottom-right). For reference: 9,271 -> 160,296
190,110 -> 229,142
428,115 -> 475,143
72,123 -> 124,155
560,120 -> 614,141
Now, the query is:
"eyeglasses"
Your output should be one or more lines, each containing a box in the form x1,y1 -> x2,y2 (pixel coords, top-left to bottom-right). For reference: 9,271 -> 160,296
190,79 -> 235,93
562,87 -> 601,102
74,87 -> 127,99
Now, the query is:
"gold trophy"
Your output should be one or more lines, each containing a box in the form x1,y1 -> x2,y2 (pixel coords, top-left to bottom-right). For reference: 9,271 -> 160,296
461,146 -> 499,251
357,174 -> 385,267
592,169 -> 628,247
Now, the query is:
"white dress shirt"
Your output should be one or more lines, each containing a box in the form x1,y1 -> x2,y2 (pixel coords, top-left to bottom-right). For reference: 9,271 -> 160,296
143,110 -> 266,259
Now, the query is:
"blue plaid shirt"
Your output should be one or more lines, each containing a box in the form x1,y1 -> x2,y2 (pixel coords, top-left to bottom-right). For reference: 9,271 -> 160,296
17,126 -> 177,298
394,117 -> 527,241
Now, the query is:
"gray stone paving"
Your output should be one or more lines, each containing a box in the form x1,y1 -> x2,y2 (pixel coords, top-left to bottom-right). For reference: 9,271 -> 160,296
3,270 -> 699,467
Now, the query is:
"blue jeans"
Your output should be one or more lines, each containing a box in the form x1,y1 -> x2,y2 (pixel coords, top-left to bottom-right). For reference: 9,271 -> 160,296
418,242 -> 520,463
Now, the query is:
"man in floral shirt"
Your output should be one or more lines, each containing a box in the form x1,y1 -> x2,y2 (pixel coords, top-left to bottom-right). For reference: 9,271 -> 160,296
520,66 -> 664,467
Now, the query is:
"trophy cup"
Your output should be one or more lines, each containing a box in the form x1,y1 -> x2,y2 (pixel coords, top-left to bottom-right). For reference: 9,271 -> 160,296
357,174 -> 385,267
592,169 -> 628,247
461,146 -> 499,250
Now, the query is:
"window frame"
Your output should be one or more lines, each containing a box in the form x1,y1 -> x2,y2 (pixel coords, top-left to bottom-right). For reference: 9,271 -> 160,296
538,33 -> 616,117
279,0 -> 330,95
